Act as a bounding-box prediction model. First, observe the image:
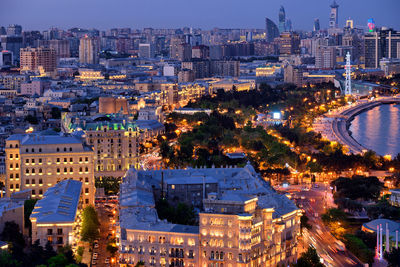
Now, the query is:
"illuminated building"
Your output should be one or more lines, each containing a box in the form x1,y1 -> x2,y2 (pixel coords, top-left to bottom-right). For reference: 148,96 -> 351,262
277,32 -> 300,55
63,114 -> 140,178
20,47 -> 57,74
5,133 -> 95,205
76,69 -> 105,81
0,75 -> 27,91
79,36 -> 100,65
30,179 -> 83,250
118,163 -> 301,267
256,64 -> 282,77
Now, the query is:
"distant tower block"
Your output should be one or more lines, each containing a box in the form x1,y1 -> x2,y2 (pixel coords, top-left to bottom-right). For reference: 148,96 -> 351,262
345,52 -> 352,95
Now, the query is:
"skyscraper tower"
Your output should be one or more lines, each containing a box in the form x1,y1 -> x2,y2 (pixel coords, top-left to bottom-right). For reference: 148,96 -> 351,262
79,35 -> 99,65
313,19 -> 320,32
278,6 -> 286,33
329,0 -> 339,28
265,18 -> 280,42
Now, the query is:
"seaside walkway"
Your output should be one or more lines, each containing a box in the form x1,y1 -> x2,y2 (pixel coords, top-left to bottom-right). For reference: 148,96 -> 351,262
313,96 -> 400,155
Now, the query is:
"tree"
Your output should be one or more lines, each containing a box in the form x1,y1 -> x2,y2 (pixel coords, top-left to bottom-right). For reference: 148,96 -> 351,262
300,214 -> 312,234
106,243 -> 118,257
47,254 -> 68,267
292,247 -> 324,267
0,250 -> 21,267
1,221 -> 25,261
385,247 -> 400,267
80,206 -> 100,244
24,199 -> 38,236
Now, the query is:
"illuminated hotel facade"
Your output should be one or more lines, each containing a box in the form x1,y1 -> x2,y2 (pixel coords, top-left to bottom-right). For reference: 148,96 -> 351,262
5,133 -> 95,205
118,164 -> 301,267
63,113 -> 140,178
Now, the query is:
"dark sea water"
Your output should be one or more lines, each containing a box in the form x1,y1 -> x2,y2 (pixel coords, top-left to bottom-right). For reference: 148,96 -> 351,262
349,104 -> 400,157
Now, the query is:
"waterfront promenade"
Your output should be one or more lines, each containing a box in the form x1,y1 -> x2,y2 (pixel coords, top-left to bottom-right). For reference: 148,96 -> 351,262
313,96 -> 400,155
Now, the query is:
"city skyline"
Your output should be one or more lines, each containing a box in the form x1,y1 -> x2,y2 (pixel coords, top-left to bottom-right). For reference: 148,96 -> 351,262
1,0 -> 399,31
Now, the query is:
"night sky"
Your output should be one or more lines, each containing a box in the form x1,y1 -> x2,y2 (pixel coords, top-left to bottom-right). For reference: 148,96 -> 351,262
1,0 -> 399,31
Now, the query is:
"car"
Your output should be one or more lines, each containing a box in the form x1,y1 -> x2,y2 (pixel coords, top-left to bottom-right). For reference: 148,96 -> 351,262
93,253 -> 98,259
105,258 -> 110,264
92,260 -> 97,265
94,243 -> 99,249
301,196 -> 306,200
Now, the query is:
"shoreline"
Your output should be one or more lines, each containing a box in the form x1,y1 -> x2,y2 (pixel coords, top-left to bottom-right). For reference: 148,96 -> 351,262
313,96 -> 400,155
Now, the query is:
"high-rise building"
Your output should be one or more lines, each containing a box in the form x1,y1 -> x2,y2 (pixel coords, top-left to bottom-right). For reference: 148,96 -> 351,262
170,35 -> 186,59
0,51 -> 13,67
138,43 -> 155,58
277,32 -> 300,55
286,19 -> 293,32
20,47 -> 57,73
5,133 -> 95,205
79,36 -> 99,64
265,18 -> 280,42
6,24 -> 22,36
278,6 -> 286,33
284,65 -> 304,86
315,46 -> 337,69
365,28 -> 400,68
177,43 -> 192,61
314,19 -> 321,32
329,0 -> 339,29
49,39 -> 70,59
0,36 -> 23,61
192,45 -> 210,59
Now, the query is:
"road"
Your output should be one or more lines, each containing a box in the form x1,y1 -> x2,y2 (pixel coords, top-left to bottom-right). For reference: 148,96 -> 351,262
278,183 -> 364,267
92,201 -> 118,267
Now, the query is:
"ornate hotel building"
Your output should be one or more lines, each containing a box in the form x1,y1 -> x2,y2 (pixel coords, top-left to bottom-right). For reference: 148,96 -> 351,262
5,133 -> 94,205
118,163 -> 301,267
63,113 -> 140,178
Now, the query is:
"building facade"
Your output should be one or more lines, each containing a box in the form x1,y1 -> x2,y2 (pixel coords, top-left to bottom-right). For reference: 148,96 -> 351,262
365,28 -> 400,68
118,164 -> 301,267
63,113 -> 140,178
20,47 -> 57,74
79,36 -> 100,65
5,133 -> 95,205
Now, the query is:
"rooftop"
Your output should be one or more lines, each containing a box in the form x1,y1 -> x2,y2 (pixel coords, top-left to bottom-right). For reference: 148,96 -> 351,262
30,180 -> 82,224
7,133 -> 84,146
